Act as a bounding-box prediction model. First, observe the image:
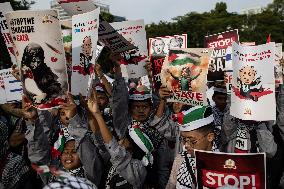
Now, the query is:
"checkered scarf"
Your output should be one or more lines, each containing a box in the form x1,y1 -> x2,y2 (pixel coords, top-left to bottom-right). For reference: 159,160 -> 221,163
43,175 -> 96,189
0,121 -> 30,189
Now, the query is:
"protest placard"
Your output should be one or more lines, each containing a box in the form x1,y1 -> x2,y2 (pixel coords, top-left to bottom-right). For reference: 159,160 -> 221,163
57,0 -> 97,16
98,16 -> 135,54
205,30 -> 239,82
0,2 -> 17,68
6,10 -> 68,109
111,20 -> 148,78
148,34 -> 187,56
195,150 -> 266,189
231,42 -> 276,121
161,48 -> 212,106
0,68 -> 22,104
71,8 -> 99,96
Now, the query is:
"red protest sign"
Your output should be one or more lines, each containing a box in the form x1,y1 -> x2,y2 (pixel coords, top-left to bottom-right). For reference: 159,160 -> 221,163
195,150 -> 266,189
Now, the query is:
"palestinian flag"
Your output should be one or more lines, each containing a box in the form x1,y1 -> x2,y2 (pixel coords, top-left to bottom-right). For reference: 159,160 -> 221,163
168,51 -> 201,66
129,87 -> 152,101
51,129 -> 67,159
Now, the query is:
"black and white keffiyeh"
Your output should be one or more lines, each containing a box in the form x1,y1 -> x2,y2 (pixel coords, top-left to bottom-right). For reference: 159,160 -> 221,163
176,152 -> 196,189
44,175 -> 96,189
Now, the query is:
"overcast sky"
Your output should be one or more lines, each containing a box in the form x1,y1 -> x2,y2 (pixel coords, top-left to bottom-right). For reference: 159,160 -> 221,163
31,0 -> 273,24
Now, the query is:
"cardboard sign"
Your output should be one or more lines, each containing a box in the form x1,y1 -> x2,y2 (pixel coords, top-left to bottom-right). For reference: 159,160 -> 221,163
230,42 -> 276,121
0,2 -> 17,68
0,68 -> 22,104
98,16 -> 136,53
57,0 -> 97,16
71,8 -> 99,96
195,150 -> 266,189
6,10 -> 68,109
205,30 -> 239,82
148,34 -> 187,56
161,48 -> 212,106
60,19 -> 72,77
111,20 -> 148,79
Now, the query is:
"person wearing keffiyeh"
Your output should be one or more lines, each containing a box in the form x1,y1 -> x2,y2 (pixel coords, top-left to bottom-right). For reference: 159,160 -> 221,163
166,106 -> 216,189
0,121 -> 33,189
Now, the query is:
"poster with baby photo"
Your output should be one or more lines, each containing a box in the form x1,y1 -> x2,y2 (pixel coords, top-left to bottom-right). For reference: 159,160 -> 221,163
148,34 -> 187,56
275,43 -> 283,84
5,10 -> 68,110
160,48 -> 212,106
0,2 -> 17,68
57,0 -> 97,16
72,8 -> 99,96
231,42 -> 276,121
110,20 -> 148,79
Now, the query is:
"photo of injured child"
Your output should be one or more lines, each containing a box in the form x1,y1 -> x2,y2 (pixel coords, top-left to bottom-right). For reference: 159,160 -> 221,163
21,42 -> 65,108
232,65 -> 273,102
161,49 -> 210,93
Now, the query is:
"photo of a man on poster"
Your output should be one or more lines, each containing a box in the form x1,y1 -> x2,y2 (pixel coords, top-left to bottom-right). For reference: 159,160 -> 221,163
80,35 -> 94,75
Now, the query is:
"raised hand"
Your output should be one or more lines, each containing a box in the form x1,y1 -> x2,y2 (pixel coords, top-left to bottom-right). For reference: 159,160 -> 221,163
159,85 -> 173,100
58,93 -> 77,120
22,95 -> 38,121
87,89 -> 100,115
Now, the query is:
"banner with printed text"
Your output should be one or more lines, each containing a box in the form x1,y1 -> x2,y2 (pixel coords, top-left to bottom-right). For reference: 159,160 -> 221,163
0,2 -> 17,68
6,10 -> 68,109
231,42 -> 276,121
205,30 -> 239,82
111,20 -> 148,78
195,150 -> 266,189
71,8 -> 99,96
161,48 -> 212,106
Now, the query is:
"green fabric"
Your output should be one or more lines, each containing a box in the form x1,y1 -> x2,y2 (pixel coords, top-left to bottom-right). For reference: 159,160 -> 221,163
57,136 -> 66,153
171,57 -> 199,66
182,106 -> 206,124
134,128 -> 154,152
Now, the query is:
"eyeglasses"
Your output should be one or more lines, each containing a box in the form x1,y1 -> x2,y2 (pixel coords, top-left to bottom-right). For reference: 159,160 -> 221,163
179,134 -> 208,148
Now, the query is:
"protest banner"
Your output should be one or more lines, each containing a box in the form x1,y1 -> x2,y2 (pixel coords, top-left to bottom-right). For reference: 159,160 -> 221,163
6,10 -> 68,109
148,34 -> 187,56
0,68 -> 22,104
57,0 -> 97,16
275,43 -> 283,84
71,8 -> 99,96
161,48 -> 212,106
205,29 -> 239,82
0,2 -> 17,68
231,42 -> 276,121
98,16 -> 135,53
195,150 -> 266,189
110,20 -> 148,78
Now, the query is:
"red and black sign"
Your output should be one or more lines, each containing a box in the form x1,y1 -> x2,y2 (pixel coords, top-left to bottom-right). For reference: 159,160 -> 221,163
195,150 -> 266,189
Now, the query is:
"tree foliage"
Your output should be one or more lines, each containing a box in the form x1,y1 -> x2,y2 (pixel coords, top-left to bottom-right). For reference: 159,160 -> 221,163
146,0 -> 284,48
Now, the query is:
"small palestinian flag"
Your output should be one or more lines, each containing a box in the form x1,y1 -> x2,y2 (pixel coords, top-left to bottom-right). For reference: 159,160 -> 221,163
168,51 -> 201,66
178,106 -> 214,132
51,127 -> 74,159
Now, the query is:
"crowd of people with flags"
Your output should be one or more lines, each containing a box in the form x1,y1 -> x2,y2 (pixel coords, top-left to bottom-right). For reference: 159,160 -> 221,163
0,1 -> 284,189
